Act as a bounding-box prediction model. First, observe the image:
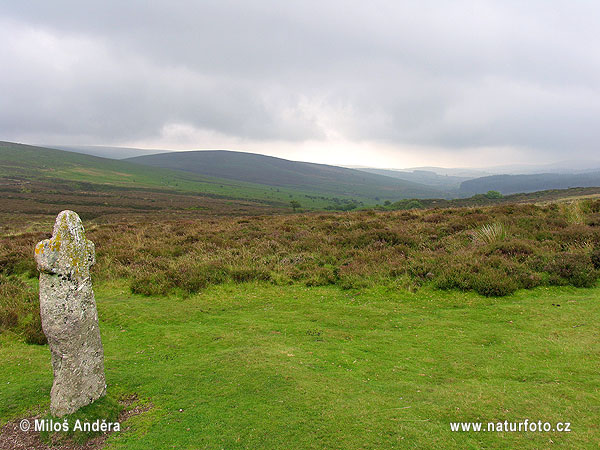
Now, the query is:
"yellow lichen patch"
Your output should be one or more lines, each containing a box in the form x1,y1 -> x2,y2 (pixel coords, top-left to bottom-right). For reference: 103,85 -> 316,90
50,238 -> 60,252
36,210 -> 95,279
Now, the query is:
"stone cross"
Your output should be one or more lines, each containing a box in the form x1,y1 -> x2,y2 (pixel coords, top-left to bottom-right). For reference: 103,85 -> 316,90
35,210 -> 106,417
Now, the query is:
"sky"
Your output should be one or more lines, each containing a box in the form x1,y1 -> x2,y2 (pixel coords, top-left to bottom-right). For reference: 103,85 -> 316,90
1,1 -> 599,168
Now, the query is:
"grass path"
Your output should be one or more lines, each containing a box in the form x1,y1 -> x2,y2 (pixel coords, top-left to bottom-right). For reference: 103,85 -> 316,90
1,283 -> 599,449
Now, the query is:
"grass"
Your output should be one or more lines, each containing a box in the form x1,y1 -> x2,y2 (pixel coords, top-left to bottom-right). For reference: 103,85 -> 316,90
38,394 -> 123,445
1,281 -> 598,449
472,222 -> 507,244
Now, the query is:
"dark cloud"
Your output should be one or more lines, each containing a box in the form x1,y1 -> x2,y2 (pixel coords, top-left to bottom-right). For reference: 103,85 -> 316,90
1,1 -> 599,165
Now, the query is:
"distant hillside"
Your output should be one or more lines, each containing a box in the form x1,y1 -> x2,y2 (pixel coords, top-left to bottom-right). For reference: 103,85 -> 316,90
45,144 -> 171,159
355,168 -> 468,191
126,150 -> 446,200
0,141 -> 445,216
460,172 -> 600,195
404,166 -> 491,177
484,160 -> 600,174
0,141 -> 376,211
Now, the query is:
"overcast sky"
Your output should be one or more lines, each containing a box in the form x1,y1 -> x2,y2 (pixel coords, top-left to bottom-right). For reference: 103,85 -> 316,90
1,1 -> 599,168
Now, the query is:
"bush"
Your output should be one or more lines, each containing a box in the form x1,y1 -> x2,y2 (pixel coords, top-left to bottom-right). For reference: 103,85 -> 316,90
434,257 -> 521,297
130,271 -> 172,296
0,274 -> 45,343
592,247 -> 600,269
391,199 -> 423,210
230,267 -> 271,283
485,190 -> 503,199
470,268 -> 519,297
170,262 -> 229,294
0,276 -> 34,328
304,266 -> 337,287
487,239 -> 535,260
23,305 -> 47,345
546,253 -> 598,288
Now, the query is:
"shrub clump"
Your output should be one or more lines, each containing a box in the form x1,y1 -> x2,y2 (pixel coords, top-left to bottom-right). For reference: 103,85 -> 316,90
470,268 -> 519,297
546,253 -> 598,288
0,274 -> 46,344
130,271 -> 172,297
130,261 -> 271,296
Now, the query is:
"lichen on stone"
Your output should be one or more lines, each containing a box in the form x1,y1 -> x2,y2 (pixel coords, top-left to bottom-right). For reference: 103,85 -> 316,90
34,210 -> 95,279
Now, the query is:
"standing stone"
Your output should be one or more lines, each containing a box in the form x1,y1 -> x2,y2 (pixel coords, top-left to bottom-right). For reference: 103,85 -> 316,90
34,210 -> 106,417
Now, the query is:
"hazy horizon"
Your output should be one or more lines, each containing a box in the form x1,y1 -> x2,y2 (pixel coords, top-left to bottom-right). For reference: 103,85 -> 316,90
20,142 -> 596,174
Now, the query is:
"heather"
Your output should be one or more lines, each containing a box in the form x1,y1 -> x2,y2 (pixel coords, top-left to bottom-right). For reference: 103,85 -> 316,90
2,199 -> 600,340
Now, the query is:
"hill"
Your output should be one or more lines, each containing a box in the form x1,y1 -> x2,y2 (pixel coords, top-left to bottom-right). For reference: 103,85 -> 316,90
125,150 -> 446,200
0,142 -> 447,222
0,141 -> 303,204
355,167 -> 468,191
0,141 -> 372,219
460,172 -> 600,195
46,144 -> 172,159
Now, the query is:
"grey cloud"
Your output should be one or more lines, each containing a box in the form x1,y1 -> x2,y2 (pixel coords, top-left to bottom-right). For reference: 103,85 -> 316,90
1,1 -> 599,161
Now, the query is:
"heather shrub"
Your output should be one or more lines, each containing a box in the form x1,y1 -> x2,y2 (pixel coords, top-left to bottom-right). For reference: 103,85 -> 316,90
130,271 -> 172,296
230,267 -> 271,283
167,261 -> 230,295
553,225 -> 596,248
304,266 -> 338,287
434,268 -> 472,291
23,304 -> 47,345
470,267 -> 519,297
4,200 -> 600,306
486,239 -> 535,260
0,274 -> 45,343
0,251 -> 38,277
591,247 -> 600,269
588,199 -> 600,213
546,253 -> 598,288
434,255 -> 529,296
587,213 -> 600,227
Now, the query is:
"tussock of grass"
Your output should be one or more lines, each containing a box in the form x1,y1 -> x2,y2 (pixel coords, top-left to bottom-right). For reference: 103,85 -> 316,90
562,200 -> 586,224
472,222 -> 507,244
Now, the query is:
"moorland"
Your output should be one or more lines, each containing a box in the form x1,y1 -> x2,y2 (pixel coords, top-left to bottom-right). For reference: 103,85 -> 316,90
1,142 -> 599,449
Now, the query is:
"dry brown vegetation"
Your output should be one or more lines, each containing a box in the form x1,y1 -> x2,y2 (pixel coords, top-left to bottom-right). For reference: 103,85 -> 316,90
0,177 -> 286,234
3,198 -> 600,342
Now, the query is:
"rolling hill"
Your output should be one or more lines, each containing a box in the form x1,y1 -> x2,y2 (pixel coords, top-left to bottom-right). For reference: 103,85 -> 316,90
1,142 -> 370,211
47,144 -> 172,159
0,141 -> 450,222
126,150 -> 446,200
354,168 -> 468,192
460,172 -> 600,195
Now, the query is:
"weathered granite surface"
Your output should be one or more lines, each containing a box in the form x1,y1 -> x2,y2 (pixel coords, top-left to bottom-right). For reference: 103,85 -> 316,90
35,210 -> 106,417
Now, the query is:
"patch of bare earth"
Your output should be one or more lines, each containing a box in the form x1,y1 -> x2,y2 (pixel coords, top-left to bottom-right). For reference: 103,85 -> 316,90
0,395 -> 152,450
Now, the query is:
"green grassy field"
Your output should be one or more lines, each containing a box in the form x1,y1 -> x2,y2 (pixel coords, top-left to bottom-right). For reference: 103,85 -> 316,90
1,281 -> 598,449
